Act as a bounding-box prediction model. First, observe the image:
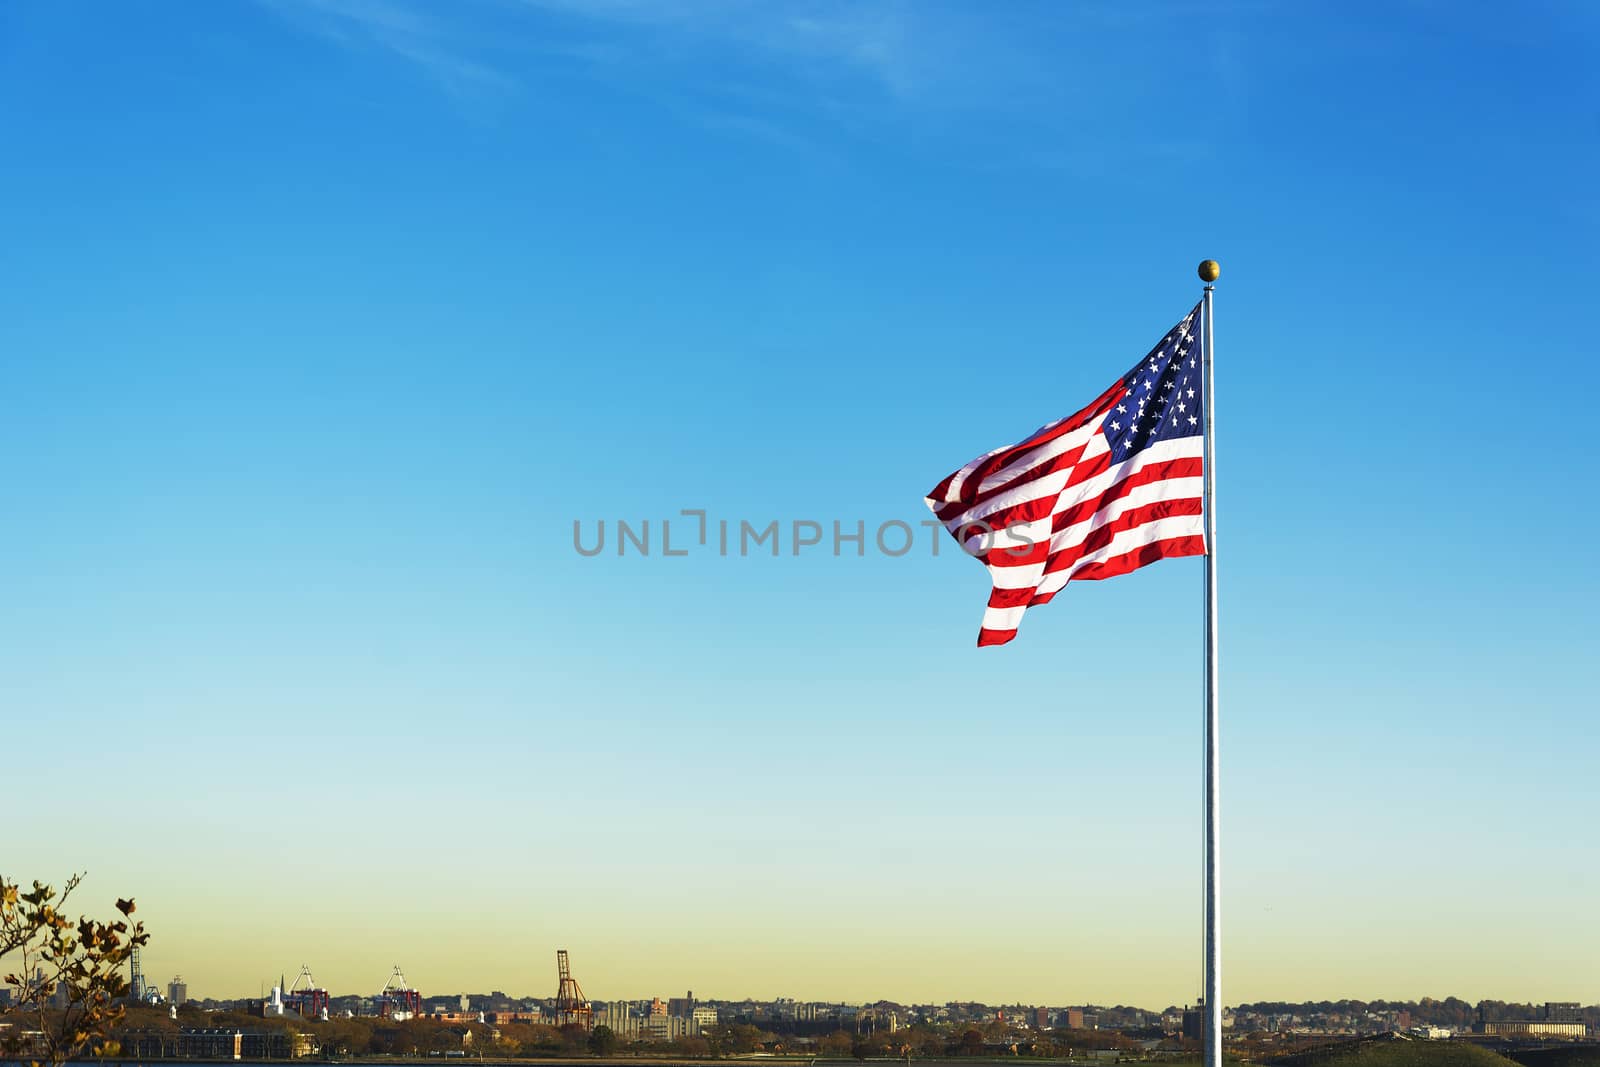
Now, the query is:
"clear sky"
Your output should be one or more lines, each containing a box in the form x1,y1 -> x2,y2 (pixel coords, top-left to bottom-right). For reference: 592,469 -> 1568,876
2,0 -> 1597,1011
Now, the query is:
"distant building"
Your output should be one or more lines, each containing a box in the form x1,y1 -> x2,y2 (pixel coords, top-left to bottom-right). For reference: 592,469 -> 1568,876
594,1002 -> 639,1037
168,977 -> 188,1007
668,991 -> 696,1017
1481,1021 -> 1587,1039
241,1031 -> 317,1058
177,1028 -> 243,1060
1182,1005 -> 1207,1042
1061,1008 -> 1086,1030
691,1006 -> 719,1033
1546,1003 -> 1582,1023
643,1015 -> 690,1042
1033,1007 -> 1050,1029
422,996 -> 467,1014
649,997 -> 667,1017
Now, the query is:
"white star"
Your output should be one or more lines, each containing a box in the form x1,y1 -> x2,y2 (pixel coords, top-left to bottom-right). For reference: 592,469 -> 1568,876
1117,403 -> 1127,413
1187,388 -> 1195,398
1142,379 -> 1153,391
1172,416 -> 1179,426
1188,358 -> 1196,368
1110,421 -> 1121,431
1177,402 -> 1186,412
1188,415 -> 1198,426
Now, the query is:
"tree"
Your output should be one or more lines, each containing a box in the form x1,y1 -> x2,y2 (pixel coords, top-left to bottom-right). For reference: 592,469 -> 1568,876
588,1024 -> 617,1057
558,1023 -> 589,1056
851,1035 -> 884,1061
819,1030 -> 854,1056
1,874 -> 149,1067
958,1028 -> 986,1056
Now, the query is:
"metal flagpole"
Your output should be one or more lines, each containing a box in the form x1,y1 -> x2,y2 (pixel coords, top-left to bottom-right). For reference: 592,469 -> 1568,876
1198,258 -> 1222,1067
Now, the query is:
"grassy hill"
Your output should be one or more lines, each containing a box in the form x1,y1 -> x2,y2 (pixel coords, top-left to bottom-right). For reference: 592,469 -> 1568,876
1267,1036 -> 1523,1067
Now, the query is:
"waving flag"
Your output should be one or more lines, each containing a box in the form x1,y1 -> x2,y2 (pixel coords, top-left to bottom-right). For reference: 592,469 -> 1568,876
926,302 -> 1207,646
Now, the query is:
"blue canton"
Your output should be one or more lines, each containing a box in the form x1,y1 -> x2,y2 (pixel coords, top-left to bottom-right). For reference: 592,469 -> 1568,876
1100,302 -> 1205,460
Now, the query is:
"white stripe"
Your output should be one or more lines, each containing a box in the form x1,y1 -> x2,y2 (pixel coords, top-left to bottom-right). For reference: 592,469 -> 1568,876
944,434 -> 1202,551
987,558 -> 1048,591
943,467 -> 1082,547
985,474 -> 1200,591
943,441 -> 1012,503
1031,514 -> 1204,600
974,414 -> 1104,496
1046,475 -> 1203,556
940,410 -> 1088,503
980,604 -> 1027,633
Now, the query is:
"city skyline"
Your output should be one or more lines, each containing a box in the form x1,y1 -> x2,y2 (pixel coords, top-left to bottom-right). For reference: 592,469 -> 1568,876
106,965 -> 1600,1023
112,933 -> 1596,1009
4,0 -> 1596,1014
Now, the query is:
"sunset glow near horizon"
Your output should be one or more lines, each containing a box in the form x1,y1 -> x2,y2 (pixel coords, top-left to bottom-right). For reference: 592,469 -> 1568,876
2,1 -> 1596,1009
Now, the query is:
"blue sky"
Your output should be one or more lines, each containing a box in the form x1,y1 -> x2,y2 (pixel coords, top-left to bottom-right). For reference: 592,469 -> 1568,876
2,0 -> 1597,1007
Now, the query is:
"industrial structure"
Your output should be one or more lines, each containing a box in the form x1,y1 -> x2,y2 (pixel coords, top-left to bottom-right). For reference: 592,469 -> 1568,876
552,950 -> 591,1028
377,965 -> 422,1020
129,944 -> 146,1002
284,966 -> 330,1020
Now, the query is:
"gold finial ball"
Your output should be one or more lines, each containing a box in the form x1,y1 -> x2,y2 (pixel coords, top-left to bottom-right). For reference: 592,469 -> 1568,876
1197,259 -> 1221,283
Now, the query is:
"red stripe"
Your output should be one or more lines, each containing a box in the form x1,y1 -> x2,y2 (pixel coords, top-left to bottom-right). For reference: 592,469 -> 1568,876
981,536 -> 1050,571
984,517 -> 1202,613
961,493 -> 1061,553
932,436 -> 1092,523
1059,448 -> 1111,492
1051,456 -> 1202,533
976,627 -> 1018,647
1071,534 -> 1205,582
1043,497 -> 1203,577
930,379 -> 1123,506
964,454 -> 1202,568
987,585 -> 1034,610
1008,534 -> 1203,611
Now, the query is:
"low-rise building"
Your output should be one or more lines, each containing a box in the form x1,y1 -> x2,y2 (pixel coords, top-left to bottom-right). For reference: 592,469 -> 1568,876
177,1028 -> 243,1060
1481,1021 -> 1587,1039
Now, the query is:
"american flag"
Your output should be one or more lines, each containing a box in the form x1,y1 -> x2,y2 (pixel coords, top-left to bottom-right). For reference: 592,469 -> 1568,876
926,301 -> 1207,646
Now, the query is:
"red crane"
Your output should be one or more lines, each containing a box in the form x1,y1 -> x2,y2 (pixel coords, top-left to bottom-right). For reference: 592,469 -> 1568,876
553,950 -> 591,1029
378,965 -> 421,1019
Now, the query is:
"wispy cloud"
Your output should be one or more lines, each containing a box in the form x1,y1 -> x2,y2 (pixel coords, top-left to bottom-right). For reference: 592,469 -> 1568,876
514,0 -> 932,99
260,0 -> 515,95
258,0 -> 1244,167
263,0 -> 1008,106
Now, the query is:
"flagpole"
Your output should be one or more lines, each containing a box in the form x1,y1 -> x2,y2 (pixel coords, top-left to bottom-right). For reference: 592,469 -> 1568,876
1198,258 -> 1222,1067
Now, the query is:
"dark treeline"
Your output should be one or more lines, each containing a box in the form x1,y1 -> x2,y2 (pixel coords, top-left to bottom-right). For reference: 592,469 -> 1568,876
1235,999 -> 1600,1030
109,1006 -> 1191,1061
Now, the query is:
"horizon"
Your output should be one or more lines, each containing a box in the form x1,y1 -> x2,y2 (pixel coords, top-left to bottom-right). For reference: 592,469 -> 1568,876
154,980 -> 1594,1015
3,0 -> 1596,1014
